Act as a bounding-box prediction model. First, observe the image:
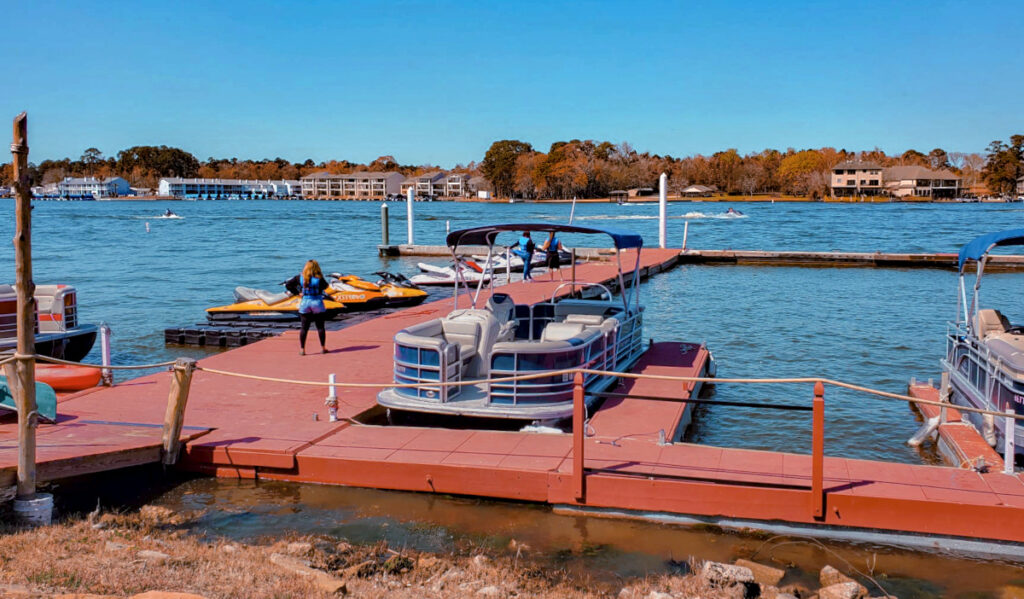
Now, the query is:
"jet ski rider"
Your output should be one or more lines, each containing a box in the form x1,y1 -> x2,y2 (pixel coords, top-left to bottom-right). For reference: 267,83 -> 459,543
508,231 -> 535,281
285,259 -> 330,355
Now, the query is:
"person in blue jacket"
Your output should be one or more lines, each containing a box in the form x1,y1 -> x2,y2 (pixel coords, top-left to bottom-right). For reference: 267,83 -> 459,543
285,259 -> 329,355
509,231 -> 536,281
541,231 -> 565,281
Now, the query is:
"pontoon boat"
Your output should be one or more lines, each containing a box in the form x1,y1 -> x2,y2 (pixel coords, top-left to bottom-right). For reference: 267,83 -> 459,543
377,224 -> 711,422
942,229 -> 1024,461
0,284 -> 97,361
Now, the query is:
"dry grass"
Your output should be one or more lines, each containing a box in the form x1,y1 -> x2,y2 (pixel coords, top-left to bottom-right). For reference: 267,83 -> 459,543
0,507 -> 751,599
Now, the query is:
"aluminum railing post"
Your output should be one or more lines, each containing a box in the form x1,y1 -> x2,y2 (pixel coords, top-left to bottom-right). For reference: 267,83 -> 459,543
1005,408 -> 1015,475
573,371 -> 585,502
811,381 -> 825,519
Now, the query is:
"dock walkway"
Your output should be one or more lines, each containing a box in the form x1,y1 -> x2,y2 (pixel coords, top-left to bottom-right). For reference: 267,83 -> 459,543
2,247 -> 1024,551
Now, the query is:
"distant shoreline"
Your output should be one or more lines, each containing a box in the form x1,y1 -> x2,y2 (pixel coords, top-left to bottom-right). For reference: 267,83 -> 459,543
12,194 -> 1012,204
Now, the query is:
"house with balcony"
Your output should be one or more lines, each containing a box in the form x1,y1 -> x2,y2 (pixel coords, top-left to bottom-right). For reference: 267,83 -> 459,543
883,166 -> 961,199
400,172 -> 470,199
400,172 -> 446,198
829,161 -> 884,197
57,176 -> 131,199
301,171 -> 403,200
1017,175 -> 1024,196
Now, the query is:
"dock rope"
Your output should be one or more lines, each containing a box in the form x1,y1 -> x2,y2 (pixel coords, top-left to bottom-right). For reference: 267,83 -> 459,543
29,354 -> 179,370
191,364 -> 1024,422
12,354 -> 1024,422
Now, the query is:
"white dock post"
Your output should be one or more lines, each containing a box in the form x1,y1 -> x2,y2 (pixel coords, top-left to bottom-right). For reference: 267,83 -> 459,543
658,172 -> 667,249
99,323 -> 112,386
446,219 -> 450,237
1005,408 -> 1015,475
682,221 -> 689,252
326,373 -> 338,422
406,187 -> 415,245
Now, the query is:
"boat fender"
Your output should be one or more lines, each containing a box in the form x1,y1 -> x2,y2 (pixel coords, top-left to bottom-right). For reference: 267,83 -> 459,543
907,415 -> 940,447
982,413 -> 997,447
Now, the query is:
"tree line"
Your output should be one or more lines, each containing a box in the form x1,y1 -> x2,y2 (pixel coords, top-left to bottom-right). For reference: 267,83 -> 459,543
2,136 -> 1021,198
480,139 -> 1018,199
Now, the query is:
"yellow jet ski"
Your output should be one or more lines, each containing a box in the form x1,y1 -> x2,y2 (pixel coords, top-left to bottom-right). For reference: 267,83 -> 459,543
374,271 -> 429,307
206,286 -> 348,321
329,273 -> 427,308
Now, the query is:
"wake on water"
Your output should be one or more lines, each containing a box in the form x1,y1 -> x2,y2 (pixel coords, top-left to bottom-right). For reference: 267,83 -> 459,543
575,211 -> 747,221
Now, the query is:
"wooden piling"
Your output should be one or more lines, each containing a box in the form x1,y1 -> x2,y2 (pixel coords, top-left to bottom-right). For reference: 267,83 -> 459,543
161,357 -> 197,466
10,113 -> 37,500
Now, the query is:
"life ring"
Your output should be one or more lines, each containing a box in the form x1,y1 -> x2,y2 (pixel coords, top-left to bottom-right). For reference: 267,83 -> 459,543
36,364 -> 102,392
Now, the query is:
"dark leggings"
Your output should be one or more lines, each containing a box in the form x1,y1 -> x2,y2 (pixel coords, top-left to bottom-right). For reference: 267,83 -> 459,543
299,311 -> 326,349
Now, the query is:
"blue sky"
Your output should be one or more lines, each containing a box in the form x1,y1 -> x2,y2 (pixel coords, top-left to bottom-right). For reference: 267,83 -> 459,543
3,0 -> 1022,167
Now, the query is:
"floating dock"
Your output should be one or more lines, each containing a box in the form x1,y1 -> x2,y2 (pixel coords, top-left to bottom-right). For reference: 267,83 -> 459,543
2,248 -> 1023,556
678,249 -> 1024,271
382,244 -> 1024,271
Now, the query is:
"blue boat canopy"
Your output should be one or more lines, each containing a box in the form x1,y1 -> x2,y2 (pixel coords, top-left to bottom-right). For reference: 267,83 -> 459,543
958,228 -> 1024,271
446,223 -> 644,250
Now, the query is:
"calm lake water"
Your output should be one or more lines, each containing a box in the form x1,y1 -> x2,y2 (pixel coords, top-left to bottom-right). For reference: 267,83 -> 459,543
3,198 -> 1023,464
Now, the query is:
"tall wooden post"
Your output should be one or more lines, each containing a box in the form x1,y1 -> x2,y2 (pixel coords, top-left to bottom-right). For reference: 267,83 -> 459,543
162,357 -> 196,465
10,113 -> 37,501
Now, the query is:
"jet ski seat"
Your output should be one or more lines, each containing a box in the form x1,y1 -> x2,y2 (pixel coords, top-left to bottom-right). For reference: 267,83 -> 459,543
233,286 -> 290,305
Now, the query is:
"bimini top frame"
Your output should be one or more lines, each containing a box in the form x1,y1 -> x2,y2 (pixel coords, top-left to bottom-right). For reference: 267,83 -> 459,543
955,228 -> 1024,332
445,223 -> 644,313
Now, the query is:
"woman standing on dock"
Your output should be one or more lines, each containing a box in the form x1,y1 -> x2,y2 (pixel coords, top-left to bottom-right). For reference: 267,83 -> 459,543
542,231 -> 565,281
285,260 -> 329,355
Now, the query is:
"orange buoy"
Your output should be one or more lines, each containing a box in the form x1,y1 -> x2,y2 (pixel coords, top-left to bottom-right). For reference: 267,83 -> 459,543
35,364 -> 102,392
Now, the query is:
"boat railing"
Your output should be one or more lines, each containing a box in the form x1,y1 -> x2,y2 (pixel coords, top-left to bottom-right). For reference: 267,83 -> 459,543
549,281 -> 612,303
946,320 -> 1024,398
389,308 -> 643,407
489,329 -> 617,406
392,342 -> 463,403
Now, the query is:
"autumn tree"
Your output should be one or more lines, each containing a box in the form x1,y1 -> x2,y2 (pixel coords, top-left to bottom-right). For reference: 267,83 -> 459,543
481,140 -> 533,197
982,136 -> 1024,195
928,148 -> 950,170
81,148 -> 103,176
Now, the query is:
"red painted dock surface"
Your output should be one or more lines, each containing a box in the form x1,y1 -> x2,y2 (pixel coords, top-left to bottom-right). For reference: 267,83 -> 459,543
907,383 -> 1005,471
2,248 -> 1024,548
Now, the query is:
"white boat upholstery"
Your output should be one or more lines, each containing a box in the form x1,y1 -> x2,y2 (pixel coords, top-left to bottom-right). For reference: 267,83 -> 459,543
975,309 -> 1011,339
986,334 -> 1024,372
440,317 -> 480,362
541,322 -> 587,342
395,319 -> 463,365
564,314 -> 605,326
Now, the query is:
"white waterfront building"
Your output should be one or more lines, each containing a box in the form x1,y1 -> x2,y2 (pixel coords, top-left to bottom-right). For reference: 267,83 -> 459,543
300,171 -> 404,200
158,178 -> 303,199
56,176 -> 131,199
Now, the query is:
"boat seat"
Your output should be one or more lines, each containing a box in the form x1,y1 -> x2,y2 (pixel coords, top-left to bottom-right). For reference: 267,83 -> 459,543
541,322 -> 586,342
975,309 -> 1011,339
986,334 -> 1024,372
564,314 -> 605,326
440,318 -> 480,362
486,294 -> 515,327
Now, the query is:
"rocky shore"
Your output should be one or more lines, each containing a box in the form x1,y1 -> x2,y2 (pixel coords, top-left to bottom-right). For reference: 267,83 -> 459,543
0,506 -> 913,598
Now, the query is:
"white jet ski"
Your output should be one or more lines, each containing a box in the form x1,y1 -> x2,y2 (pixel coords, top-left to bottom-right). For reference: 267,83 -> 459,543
410,258 -> 493,286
